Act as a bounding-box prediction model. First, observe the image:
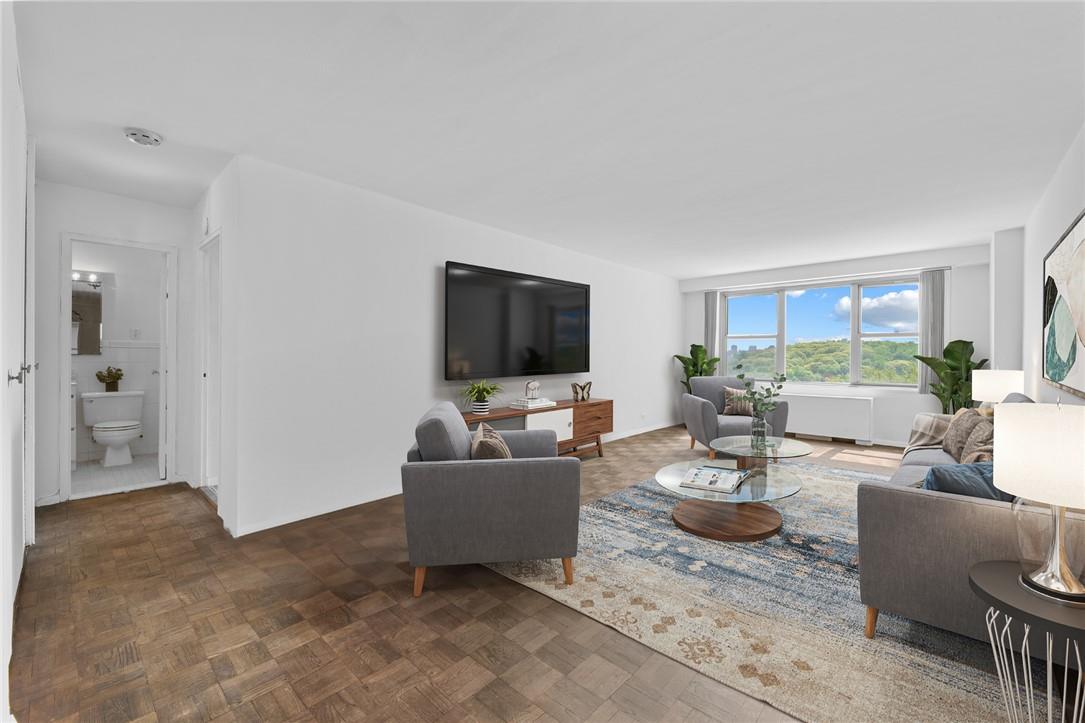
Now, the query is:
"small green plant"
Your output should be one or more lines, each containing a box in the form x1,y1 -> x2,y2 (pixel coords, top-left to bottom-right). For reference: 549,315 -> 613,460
735,364 -> 786,417
674,344 -> 720,393
461,379 -> 502,405
915,339 -> 988,413
95,366 -> 124,385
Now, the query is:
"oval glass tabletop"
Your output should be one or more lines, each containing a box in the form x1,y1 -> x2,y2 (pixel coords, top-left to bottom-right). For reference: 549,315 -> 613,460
710,435 -> 813,460
655,460 -> 802,504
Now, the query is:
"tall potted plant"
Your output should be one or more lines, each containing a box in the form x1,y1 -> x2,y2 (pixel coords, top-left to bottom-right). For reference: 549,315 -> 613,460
914,340 -> 988,413
462,380 -> 502,415
735,364 -> 786,448
674,344 -> 721,393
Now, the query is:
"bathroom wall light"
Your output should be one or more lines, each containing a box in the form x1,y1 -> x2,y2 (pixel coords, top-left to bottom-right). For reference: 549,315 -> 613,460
72,272 -> 80,280
72,269 -> 103,289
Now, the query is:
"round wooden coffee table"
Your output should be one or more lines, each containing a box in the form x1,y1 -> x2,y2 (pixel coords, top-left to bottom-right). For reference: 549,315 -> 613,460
655,460 -> 802,542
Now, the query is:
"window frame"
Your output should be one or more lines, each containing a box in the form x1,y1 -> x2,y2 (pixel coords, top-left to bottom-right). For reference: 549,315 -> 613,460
720,275 -> 921,388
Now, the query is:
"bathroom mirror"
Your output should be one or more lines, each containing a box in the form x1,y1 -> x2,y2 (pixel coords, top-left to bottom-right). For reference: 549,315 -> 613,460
71,283 -> 102,355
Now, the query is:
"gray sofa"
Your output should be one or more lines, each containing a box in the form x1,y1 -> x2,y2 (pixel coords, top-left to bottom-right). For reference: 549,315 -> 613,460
857,392 -> 1085,643
681,376 -> 790,453
401,402 -> 581,596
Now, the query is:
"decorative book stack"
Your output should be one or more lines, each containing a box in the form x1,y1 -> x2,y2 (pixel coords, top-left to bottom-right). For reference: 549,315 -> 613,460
510,397 -> 557,410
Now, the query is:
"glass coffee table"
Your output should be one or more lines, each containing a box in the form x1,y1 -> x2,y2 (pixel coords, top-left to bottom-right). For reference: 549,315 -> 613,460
710,435 -> 813,469
655,459 -> 802,542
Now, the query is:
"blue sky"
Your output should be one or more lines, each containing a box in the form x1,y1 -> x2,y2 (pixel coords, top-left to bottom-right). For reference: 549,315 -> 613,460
727,283 -> 918,342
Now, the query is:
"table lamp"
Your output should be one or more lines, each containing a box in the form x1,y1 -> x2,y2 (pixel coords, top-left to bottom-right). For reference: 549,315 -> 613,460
995,402 -> 1085,603
972,369 -> 1024,404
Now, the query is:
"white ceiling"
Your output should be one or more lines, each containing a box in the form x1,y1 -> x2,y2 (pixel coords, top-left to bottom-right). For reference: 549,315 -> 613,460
14,2 -> 1085,279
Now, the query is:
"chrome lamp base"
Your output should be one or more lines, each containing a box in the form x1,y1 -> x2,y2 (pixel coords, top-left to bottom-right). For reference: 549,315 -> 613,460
1020,504 -> 1085,607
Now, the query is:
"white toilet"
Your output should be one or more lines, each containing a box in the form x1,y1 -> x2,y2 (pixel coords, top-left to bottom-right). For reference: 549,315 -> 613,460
81,390 -> 144,467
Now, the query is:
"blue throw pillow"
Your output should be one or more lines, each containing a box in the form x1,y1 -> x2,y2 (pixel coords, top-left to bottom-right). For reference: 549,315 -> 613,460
922,462 -> 1012,502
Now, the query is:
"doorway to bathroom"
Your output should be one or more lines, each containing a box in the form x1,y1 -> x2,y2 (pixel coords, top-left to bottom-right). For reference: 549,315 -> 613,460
59,233 -> 177,500
199,232 -> 220,506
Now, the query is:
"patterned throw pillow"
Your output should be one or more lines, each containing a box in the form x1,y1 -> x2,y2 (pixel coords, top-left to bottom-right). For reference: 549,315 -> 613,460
961,418 -> 994,464
942,408 -> 985,462
470,422 -> 512,460
722,386 -> 753,417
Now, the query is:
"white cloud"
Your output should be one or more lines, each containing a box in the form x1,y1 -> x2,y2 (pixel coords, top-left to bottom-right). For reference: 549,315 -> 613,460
833,289 -> 918,332
786,289 -> 806,298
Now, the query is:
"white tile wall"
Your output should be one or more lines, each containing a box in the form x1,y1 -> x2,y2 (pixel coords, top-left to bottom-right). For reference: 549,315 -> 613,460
73,343 -> 160,461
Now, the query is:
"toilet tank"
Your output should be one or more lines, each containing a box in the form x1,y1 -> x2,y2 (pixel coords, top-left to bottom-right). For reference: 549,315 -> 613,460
81,391 -> 144,426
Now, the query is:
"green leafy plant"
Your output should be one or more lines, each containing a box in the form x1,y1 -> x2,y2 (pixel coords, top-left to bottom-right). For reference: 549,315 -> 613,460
914,339 -> 988,413
95,366 -> 124,385
735,364 -> 786,416
461,379 -> 502,405
674,344 -> 721,393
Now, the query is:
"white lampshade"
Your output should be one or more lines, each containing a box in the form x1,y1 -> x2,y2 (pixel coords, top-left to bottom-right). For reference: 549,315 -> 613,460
973,369 -> 1024,403
995,403 -> 1085,508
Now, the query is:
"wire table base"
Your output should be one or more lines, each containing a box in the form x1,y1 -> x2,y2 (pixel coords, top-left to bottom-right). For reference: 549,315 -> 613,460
986,607 -> 1084,723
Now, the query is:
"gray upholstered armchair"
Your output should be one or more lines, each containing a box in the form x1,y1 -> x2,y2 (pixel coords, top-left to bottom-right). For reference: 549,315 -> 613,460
681,376 -> 790,454
401,402 -> 581,596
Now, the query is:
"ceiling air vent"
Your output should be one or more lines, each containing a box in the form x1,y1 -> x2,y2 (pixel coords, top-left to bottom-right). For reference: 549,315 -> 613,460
124,127 -> 163,147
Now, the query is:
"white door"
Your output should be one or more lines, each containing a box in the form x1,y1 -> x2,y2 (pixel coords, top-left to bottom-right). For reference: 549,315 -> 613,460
201,237 -> 221,488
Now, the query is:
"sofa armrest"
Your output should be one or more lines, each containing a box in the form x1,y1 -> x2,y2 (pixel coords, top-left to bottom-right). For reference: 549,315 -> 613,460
401,457 -> 581,567
682,393 -> 717,447
500,429 -> 558,458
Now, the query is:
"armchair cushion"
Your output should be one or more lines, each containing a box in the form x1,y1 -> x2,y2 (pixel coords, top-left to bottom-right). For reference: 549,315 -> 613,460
717,415 -> 755,437
690,376 -> 744,413
499,429 -> 558,459
415,402 -> 472,461
722,386 -> 753,416
470,423 -> 512,460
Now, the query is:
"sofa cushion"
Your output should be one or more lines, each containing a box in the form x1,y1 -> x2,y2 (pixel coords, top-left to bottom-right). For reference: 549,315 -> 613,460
922,462 -> 1011,502
942,409 -> 985,461
961,418 -> 994,463
722,386 -> 753,416
888,464 -> 931,487
716,414 -> 754,437
470,423 -> 512,460
900,447 -> 957,467
415,402 -> 472,461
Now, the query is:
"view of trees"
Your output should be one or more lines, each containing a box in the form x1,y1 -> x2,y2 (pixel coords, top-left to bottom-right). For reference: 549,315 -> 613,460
727,339 -> 918,385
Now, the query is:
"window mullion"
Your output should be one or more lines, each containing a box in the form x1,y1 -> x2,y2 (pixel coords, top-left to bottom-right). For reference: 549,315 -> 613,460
776,290 -> 786,376
849,284 -> 861,384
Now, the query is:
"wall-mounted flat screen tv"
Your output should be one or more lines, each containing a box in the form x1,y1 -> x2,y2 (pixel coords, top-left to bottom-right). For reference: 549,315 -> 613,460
445,262 -> 590,380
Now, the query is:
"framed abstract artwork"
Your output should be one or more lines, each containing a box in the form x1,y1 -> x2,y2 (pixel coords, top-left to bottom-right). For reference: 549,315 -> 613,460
1043,207 -> 1085,398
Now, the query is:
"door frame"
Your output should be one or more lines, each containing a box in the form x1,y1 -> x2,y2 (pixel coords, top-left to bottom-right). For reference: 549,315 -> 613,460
198,230 -> 221,490
23,135 -> 35,544
57,232 -> 178,501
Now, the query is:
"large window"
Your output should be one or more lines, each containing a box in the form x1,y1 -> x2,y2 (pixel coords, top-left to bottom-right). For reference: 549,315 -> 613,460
721,278 -> 920,386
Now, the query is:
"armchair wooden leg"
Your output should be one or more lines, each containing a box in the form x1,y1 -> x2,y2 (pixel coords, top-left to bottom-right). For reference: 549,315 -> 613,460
561,557 -> 574,585
864,606 -> 879,639
413,567 -> 427,598
690,436 -> 695,449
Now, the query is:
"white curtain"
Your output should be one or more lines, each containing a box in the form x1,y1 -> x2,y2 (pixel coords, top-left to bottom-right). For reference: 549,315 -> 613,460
704,290 -> 720,367
919,269 -> 946,394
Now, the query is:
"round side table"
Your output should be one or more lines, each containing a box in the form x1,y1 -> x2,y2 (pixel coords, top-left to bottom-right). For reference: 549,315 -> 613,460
969,560 -> 1085,722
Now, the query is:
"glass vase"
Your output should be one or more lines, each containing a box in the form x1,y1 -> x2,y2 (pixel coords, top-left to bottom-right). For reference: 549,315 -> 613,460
751,414 -> 768,449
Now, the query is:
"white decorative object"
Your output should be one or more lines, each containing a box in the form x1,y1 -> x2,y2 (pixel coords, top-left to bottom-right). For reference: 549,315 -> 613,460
972,370 -> 1024,403
471,400 -> 490,415
525,380 -> 540,399
995,402 -> 1085,600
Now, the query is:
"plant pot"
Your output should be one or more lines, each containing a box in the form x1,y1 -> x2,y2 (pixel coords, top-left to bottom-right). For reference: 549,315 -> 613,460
471,400 -> 491,415
105,381 -> 119,392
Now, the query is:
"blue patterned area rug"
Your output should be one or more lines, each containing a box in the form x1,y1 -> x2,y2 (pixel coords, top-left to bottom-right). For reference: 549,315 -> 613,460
489,463 -> 1004,722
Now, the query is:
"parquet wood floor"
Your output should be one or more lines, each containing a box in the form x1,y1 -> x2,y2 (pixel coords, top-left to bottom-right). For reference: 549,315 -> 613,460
10,425 -> 898,722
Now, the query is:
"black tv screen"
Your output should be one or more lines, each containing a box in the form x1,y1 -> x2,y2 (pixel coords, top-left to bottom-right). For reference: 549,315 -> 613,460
445,262 -> 590,380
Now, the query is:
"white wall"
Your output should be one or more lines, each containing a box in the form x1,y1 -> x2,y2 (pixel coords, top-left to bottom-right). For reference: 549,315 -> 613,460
71,241 -> 162,460
989,227 -> 1025,370
679,246 -> 992,445
34,182 -> 195,503
195,156 -> 682,535
1,3 -> 27,717
1024,123 -> 1085,403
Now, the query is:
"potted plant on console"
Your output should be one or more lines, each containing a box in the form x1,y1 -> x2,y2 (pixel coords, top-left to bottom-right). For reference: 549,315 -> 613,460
735,364 -> 786,449
462,379 -> 501,415
96,366 -> 124,392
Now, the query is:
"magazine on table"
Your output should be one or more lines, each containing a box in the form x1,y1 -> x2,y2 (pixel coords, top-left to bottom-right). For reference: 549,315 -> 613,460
679,463 -> 749,493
